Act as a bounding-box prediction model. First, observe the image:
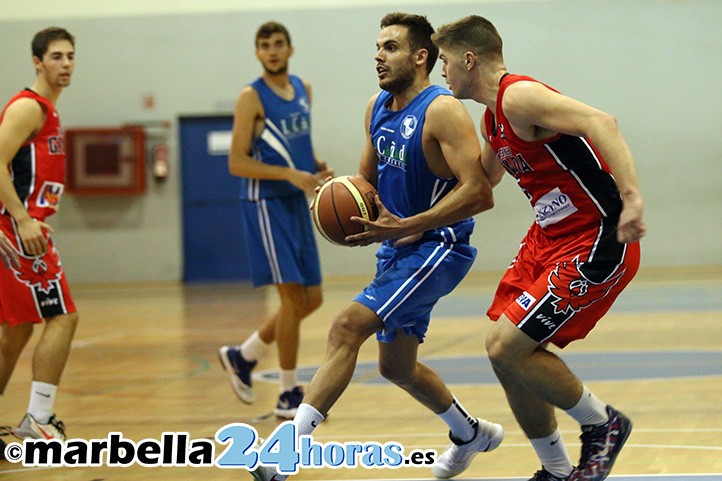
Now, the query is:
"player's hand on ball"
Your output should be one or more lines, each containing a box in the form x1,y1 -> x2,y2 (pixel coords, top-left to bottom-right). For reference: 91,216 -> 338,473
312,176 -> 378,246
346,196 -> 416,247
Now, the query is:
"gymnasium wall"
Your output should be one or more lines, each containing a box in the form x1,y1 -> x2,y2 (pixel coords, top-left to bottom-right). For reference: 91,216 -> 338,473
1,0 -> 720,283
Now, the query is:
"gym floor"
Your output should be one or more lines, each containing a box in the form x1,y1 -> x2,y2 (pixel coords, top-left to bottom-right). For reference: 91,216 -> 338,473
1,266 -> 721,480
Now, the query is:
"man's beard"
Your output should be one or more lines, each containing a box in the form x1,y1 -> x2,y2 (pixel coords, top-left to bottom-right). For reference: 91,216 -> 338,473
264,63 -> 288,76
379,60 -> 415,95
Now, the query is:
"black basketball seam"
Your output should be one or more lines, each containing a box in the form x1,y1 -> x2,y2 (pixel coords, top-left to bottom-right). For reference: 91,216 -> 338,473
330,181 -> 348,238
330,180 -> 363,240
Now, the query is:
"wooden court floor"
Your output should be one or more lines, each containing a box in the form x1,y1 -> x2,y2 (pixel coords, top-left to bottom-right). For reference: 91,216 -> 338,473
1,266 -> 721,480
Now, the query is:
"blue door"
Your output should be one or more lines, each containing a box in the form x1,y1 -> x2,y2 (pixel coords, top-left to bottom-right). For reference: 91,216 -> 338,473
179,115 -> 250,282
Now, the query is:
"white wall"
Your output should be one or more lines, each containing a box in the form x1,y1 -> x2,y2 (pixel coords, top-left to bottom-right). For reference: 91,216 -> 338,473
1,0 -> 720,284
0,0 -> 561,20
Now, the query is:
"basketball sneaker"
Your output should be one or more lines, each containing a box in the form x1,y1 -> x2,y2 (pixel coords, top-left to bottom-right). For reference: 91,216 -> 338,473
218,345 -> 257,403
573,405 -> 632,481
250,465 -> 288,481
529,468 -> 574,480
251,466 -> 288,481
274,386 -> 304,419
0,426 -> 10,461
12,413 -> 66,441
431,419 -> 504,479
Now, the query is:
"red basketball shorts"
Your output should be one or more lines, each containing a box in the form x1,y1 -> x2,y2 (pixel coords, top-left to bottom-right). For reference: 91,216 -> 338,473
487,221 -> 640,348
0,216 -> 76,326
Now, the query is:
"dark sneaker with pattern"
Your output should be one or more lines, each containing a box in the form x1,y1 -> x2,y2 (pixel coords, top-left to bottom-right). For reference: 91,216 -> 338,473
529,468 -> 573,480
574,405 -> 632,481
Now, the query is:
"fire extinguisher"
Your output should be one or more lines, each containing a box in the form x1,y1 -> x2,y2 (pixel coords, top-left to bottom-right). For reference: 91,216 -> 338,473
152,143 -> 169,180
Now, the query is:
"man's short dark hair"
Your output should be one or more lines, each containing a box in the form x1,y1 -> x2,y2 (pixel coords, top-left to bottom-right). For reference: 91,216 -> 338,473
432,15 -> 503,60
32,27 -> 74,59
256,21 -> 291,47
380,12 -> 438,74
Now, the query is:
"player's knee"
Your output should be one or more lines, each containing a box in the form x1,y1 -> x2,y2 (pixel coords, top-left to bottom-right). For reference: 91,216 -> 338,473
485,323 -> 513,370
65,311 -> 80,328
326,313 -> 366,350
326,315 -> 355,346
48,311 -> 79,333
378,362 -> 413,386
0,323 -> 34,354
304,290 -> 323,316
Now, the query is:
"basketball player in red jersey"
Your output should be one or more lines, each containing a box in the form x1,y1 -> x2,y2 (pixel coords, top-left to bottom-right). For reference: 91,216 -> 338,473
0,27 -> 77,441
432,16 -> 645,481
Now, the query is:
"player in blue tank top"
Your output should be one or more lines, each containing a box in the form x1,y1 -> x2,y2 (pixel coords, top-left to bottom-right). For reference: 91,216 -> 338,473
218,21 -> 334,421
241,74 -> 318,201
252,13 -> 500,481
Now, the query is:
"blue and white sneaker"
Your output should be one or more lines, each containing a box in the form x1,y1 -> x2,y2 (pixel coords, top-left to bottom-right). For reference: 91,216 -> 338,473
218,346 -> 257,403
274,386 -> 304,419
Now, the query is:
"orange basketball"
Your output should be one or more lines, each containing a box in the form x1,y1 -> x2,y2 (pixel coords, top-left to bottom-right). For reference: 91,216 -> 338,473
312,176 -> 379,246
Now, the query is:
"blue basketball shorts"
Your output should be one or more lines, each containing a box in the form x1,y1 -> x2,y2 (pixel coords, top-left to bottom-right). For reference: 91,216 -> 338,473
240,192 -> 322,288
354,238 -> 477,343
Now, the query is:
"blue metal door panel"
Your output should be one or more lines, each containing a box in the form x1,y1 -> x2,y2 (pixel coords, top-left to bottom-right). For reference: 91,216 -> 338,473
179,115 -> 250,282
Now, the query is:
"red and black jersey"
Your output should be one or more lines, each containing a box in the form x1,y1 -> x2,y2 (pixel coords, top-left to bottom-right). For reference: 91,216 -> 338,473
0,88 -> 65,222
484,74 -> 622,237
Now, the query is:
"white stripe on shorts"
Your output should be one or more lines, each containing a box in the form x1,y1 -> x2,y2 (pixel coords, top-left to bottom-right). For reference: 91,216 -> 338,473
257,200 -> 283,284
376,243 -> 452,321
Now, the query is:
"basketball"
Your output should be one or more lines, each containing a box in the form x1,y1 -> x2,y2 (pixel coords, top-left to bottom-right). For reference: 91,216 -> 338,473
312,175 -> 379,246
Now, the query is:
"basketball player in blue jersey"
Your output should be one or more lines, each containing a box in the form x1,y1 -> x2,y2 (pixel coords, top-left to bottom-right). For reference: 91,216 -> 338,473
219,21 -> 333,419
253,13 -> 500,481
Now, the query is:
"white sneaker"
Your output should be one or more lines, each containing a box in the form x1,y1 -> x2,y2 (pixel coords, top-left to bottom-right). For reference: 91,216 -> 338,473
12,413 -> 66,441
432,419 -> 504,479
250,465 -> 288,481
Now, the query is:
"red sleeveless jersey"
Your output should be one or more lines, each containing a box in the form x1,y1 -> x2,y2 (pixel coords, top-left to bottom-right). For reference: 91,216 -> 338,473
0,89 -> 65,221
484,74 -> 622,237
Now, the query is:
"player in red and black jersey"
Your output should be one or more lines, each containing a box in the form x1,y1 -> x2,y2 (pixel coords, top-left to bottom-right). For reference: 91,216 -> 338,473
433,16 -> 645,481
0,27 -> 77,442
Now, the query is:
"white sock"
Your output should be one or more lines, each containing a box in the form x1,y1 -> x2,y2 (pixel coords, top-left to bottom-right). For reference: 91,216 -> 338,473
529,429 -> 574,478
438,396 -> 478,443
564,385 -> 609,427
279,369 -> 298,393
294,403 -> 324,437
239,331 -> 269,362
28,381 -> 57,424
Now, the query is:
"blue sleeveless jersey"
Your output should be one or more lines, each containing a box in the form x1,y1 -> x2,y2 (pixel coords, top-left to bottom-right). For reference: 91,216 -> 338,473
370,85 -> 474,243
241,75 -> 317,201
